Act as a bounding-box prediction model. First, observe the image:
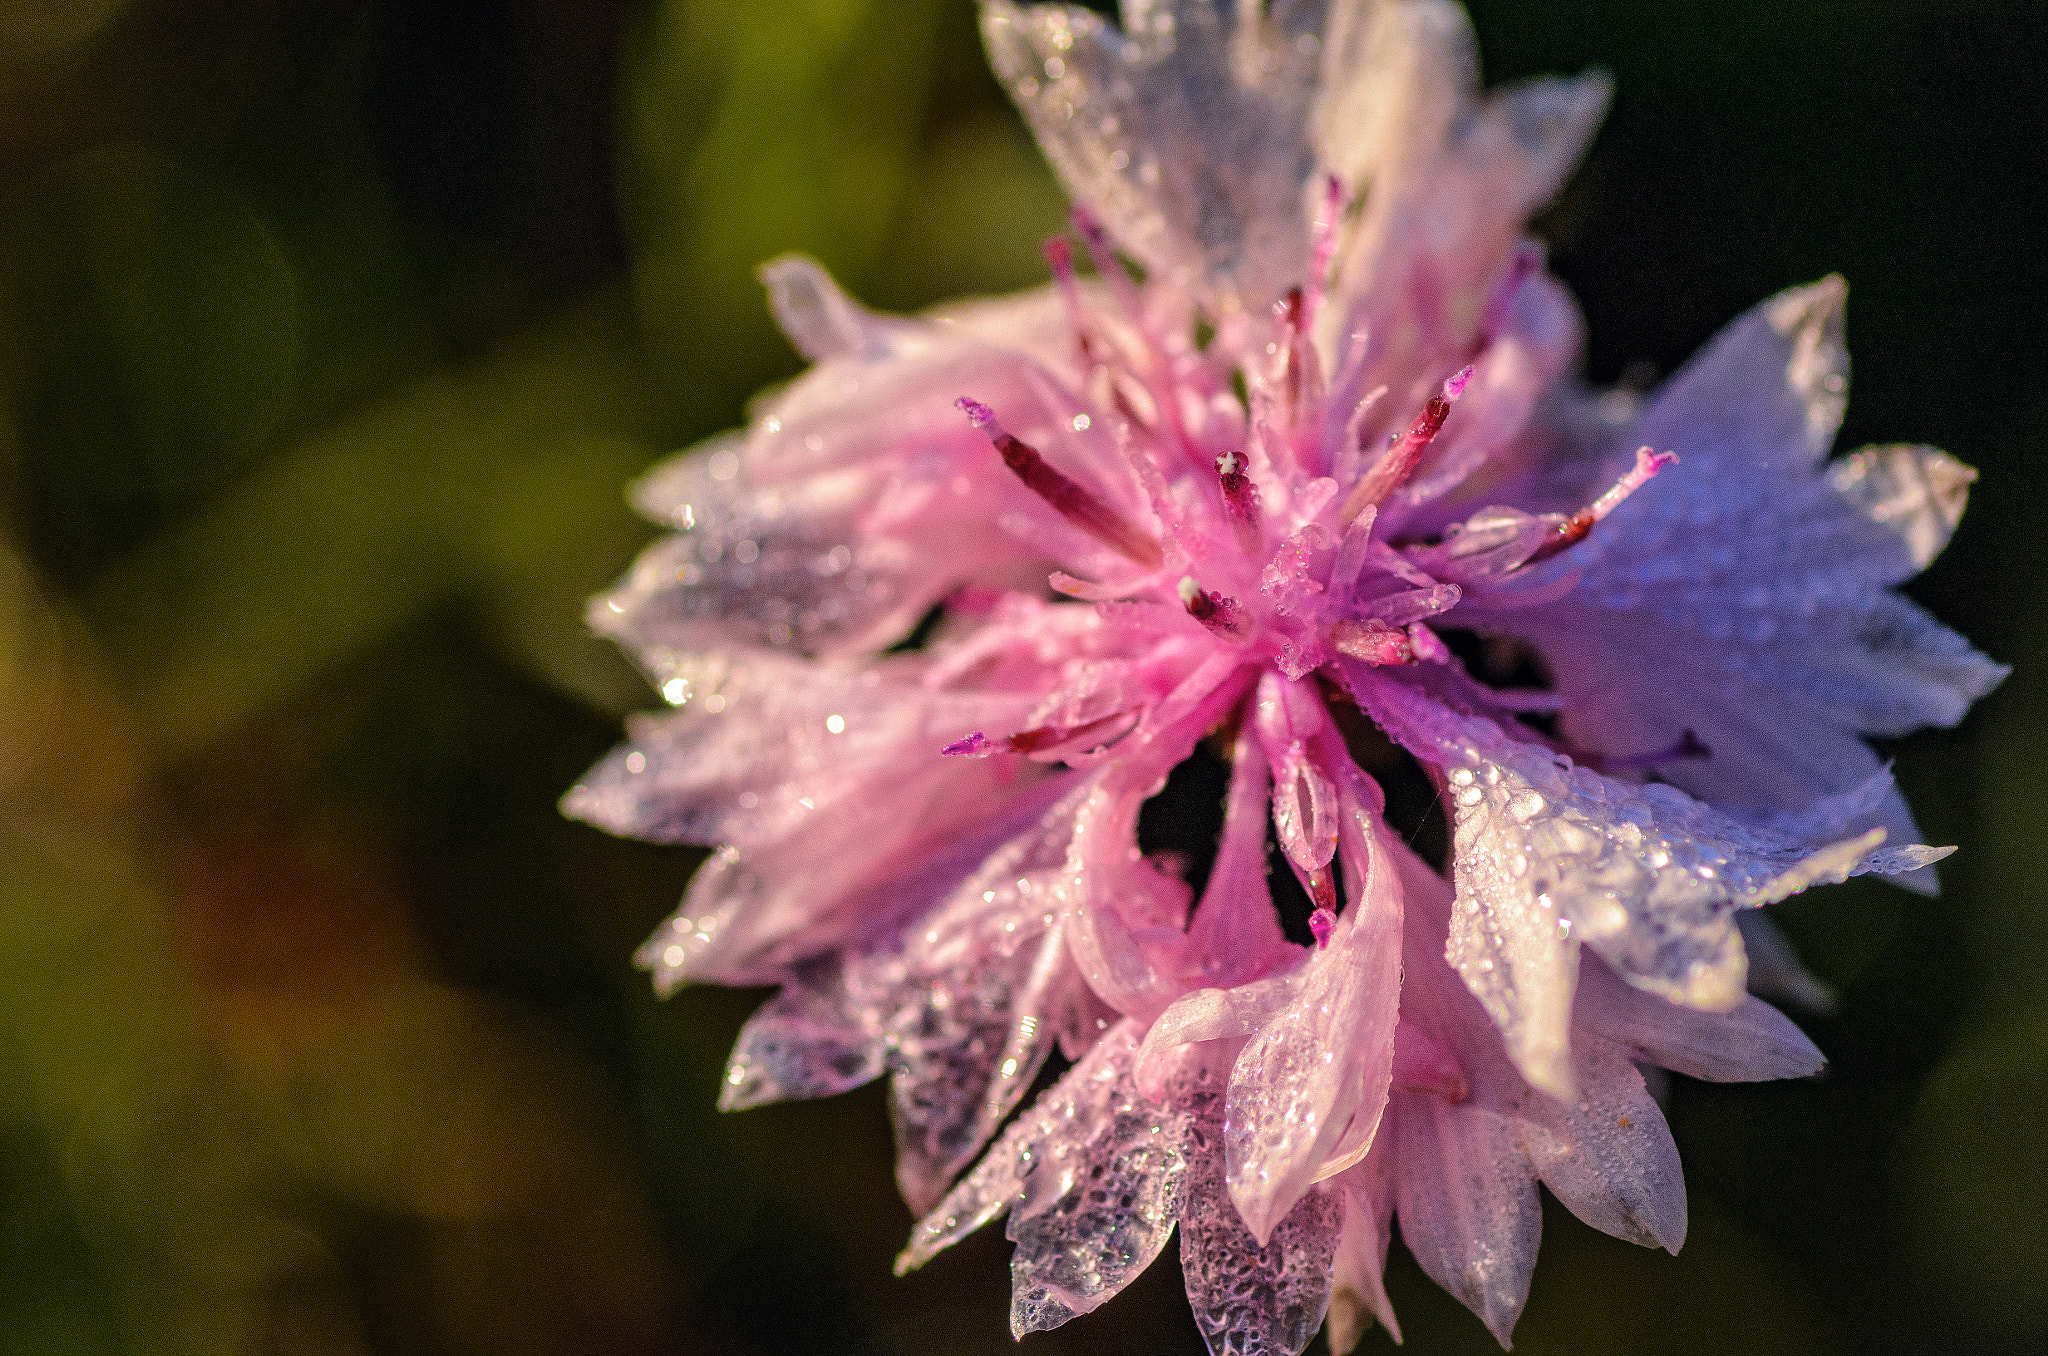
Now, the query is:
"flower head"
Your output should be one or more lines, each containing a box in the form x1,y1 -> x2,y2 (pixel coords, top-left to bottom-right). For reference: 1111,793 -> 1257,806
565,1 -> 2004,1349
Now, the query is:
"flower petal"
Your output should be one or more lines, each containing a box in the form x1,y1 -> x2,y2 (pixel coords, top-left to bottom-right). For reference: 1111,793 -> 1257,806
1391,1090 -> 1540,1347
880,786 -> 1099,1210
897,1020 -> 1193,1337
1472,281 -> 2004,878
1182,1060 -> 1343,1356
1353,671 -> 1932,1094
1326,1135 -> 1401,1351
982,0 -> 1321,312
1224,775 -> 1401,1244
1574,951 -> 1824,1083
719,955 -> 884,1110
1517,1031 -> 1687,1253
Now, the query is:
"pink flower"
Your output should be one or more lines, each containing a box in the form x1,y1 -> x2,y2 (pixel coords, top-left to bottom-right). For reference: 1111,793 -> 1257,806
565,1 -> 2005,1350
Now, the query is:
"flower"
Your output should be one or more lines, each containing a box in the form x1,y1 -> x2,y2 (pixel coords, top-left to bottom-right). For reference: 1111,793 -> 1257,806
564,1 -> 2005,1350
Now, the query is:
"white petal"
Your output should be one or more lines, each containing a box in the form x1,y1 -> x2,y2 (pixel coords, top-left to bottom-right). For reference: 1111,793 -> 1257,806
1390,1090 -> 1540,1347
897,1021 -> 1192,1337
1326,1138 -> 1401,1351
1825,442 -> 1976,573
982,0 -> 1319,311
1355,673 -> 1932,1093
1516,1032 -> 1687,1253
1481,281 -> 2003,846
718,955 -> 884,1110
1575,951 -> 1825,1083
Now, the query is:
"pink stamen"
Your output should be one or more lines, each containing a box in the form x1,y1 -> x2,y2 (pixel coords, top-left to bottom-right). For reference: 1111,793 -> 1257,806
942,732 -> 993,757
1044,236 -> 1097,367
1525,446 -> 1677,564
1003,710 -> 1141,761
1071,205 -> 1148,330
1215,449 -> 1261,550
1304,175 -> 1344,325
1178,576 -> 1251,640
1328,618 -> 1414,666
1338,365 -> 1473,522
1307,905 -> 1337,949
958,398 -> 1164,568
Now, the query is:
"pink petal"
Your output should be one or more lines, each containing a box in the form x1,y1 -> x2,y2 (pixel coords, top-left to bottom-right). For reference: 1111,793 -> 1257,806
1327,1134 -> 1401,1351
1223,772 -> 1401,1245
1391,1089 -> 1541,1347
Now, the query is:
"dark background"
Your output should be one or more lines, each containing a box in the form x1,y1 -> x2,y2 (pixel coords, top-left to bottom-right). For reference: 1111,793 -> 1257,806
0,2 -> 2041,1353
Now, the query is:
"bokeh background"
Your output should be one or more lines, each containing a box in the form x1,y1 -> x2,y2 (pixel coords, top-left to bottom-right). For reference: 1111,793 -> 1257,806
0,1 -> 2042,1353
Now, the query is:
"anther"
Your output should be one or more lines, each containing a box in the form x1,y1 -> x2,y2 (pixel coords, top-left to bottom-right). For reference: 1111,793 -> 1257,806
1524,446 -> 1677,564
959,398 -> 1164,568
1178,576 -> 1250,639
1215,449 -> 1261,550
1307,906 -> 1337,950
1338,365 -> 1473,523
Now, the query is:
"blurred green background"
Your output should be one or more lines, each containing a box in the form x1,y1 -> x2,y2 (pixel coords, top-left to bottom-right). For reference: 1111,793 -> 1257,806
0,1 -> 2041,1353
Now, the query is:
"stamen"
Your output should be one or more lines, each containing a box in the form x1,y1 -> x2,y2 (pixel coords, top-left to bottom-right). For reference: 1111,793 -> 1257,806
1214,449 -> 1261,551
948,712 -> 1143,761
1307,906 -> 1337,949
1270,286 -> 1313,433
1329,618 -> 1414,666
1178,576 -> 1251,639
1044,236 -> 1097,367
958,398 -> 1164,568
1524,446 -> 1677,564
1071,205 -> 1148,330
1338,365 -> 1473,523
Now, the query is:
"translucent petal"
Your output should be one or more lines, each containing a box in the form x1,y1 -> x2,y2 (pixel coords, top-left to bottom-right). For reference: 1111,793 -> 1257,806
1224,808 -> 1401,1244
1390,1090 -> 1539,1347
1476,281 -> 2004,839
1575,952 -> 1824,1084
1326,1135 -> 1400,1351
898,1021 -> 1192,1336
719,955 -> 884,1110
562,650 -> 1031,850
1517,1032 -> 1687,1253
1181,1061 -> 1342,1356
982,0 -> 1319,311
1825,442 -> 1976,574
877,787 -> 1096,1210
1353,672 -> 1933,1094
